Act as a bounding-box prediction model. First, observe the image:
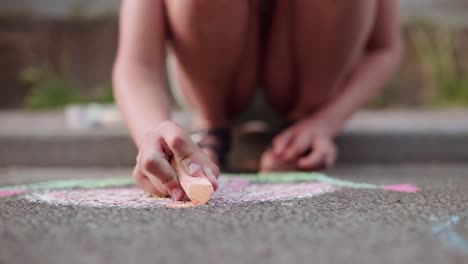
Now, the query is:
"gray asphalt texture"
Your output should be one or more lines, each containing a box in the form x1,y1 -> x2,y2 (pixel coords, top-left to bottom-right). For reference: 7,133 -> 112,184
0,164 -> 467,264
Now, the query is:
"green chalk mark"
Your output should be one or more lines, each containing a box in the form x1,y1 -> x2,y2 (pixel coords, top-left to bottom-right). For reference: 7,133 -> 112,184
0,177 -> 134,191
231,172 -> 380,189
0,172 -> 381,193
312,174 -> 380,189
233,172 -> 325,183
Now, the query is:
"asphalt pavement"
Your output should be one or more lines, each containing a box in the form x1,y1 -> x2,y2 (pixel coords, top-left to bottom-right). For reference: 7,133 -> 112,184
0,164 -> 467,264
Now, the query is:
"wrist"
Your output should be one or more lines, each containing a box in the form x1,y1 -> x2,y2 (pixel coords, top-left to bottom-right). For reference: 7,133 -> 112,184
311,110 -> 345,138
135,117 -> 172,149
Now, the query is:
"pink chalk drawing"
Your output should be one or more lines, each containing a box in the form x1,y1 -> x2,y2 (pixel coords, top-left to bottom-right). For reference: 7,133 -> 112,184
0,189 -> 28,197
382,184 -> 420,193
25,182 -> 337,209
0,172 -> 420,208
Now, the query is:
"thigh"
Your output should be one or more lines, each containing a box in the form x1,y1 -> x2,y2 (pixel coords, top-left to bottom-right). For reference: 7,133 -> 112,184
292,0 -> 377,110
165,0 -> 251,78
263,0 -> 378,118
164,0 -> 256,123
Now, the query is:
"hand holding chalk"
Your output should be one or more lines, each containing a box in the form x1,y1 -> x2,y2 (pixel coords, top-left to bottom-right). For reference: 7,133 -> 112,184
133,121 -> 219,202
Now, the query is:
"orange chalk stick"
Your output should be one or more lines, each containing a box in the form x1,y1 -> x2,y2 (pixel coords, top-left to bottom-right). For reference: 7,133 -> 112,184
179,170 -> 214,205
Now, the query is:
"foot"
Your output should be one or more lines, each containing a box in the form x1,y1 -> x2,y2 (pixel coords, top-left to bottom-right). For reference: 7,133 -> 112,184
259,120 -> 298,172
259,148 -> 297,172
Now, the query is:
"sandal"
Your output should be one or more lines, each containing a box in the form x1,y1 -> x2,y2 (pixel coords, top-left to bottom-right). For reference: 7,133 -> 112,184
190,127 -> 231,170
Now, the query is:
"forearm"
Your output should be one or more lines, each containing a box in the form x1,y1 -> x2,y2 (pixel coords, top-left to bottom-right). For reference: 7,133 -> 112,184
113,63 -> 172,148
318,47 -> 402,136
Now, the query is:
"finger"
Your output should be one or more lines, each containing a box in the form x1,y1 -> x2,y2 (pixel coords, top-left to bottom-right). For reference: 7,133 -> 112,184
141,151 -> 177,185
189,152 -> 220,191
272,129 -> 294,155
140,150 -> 186,199
202,164 -> 220,191
172,153 -> 220,191
297,147 -> 326,170
324,145 -> 338,169
133,167 -> 165,197
282,135 -> 310,161
139,130 -> 178,186
159,122 -> 204,176
145,171 -> 185,201
159,121 -> 219,191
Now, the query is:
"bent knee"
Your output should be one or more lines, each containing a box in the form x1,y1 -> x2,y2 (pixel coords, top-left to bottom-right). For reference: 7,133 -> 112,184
165,0 -> 249,29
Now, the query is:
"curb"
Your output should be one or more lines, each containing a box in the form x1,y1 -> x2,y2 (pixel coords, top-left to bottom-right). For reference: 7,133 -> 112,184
1,110 -> 467,167
1,130 -> 467,167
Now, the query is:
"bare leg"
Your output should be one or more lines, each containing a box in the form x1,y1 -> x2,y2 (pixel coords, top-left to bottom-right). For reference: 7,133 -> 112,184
165,0 -> 259,165
165,0 -> 258,127
260,0 -> 377,171
288,0 -> 376,119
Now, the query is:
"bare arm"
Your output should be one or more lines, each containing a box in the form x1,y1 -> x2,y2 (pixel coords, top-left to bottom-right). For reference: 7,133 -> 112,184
113,0 -> 171,148
315,0 -> 403,136
113,0 -> 219,200
270,0 -> 403,170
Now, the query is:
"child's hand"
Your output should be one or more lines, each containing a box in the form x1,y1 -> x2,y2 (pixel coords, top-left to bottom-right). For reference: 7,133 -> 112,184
133,121 -> 219,200
271,116 -> 338,170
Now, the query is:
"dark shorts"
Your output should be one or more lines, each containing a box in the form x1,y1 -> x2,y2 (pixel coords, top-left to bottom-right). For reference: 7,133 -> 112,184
260,0 -> 274,40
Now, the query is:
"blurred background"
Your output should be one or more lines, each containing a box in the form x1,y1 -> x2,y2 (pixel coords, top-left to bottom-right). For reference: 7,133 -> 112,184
2,3 -> 468,263
1,0 -> 468,169
0,0 -> 467,110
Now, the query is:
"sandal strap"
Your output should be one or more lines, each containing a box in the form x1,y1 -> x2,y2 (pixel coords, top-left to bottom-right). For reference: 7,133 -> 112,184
196,143 -> 227,166
190,127 -> 231,167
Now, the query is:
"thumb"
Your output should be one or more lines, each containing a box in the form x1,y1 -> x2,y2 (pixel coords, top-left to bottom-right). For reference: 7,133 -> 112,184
170,157 -> 215,204
158,122 -> 203,176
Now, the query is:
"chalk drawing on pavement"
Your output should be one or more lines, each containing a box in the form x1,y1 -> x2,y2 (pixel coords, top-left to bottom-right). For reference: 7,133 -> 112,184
4,173 -> 467,256
430,212 -> 468,256
0,172 -> 419,209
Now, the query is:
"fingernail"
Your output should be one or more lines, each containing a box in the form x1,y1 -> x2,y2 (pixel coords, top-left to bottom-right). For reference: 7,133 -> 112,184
187,162 -> 201,175
171,188 -> 184,201
204,168 -> 218,190
205,167 -> 214,178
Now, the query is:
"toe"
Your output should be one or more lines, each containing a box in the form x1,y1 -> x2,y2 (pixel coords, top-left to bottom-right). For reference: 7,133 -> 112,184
259,149 -> 297,172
